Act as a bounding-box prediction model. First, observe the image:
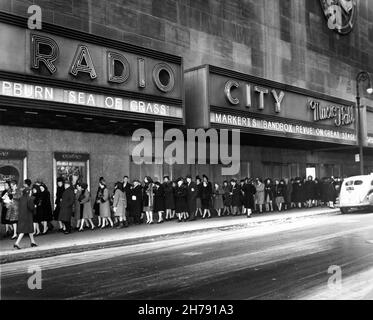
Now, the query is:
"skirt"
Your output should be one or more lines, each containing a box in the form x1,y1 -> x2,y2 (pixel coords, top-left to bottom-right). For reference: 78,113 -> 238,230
196,197 -> 202,209
275,196 -> 284,207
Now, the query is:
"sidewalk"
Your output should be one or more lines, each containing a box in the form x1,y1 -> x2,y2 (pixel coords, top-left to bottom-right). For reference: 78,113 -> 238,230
0,207 -> 339,264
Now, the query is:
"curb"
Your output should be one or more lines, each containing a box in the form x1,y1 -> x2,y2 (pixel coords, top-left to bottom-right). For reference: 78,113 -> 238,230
0,209 -> 339,264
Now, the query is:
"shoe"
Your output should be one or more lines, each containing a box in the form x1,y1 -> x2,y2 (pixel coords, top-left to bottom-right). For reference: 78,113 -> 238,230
42,229 -> 49,235
78,228 -> 83,232
11,235 -> 17,240
64,231 -> 70,234
31,243 -> 38,248
13,244 -> 21,250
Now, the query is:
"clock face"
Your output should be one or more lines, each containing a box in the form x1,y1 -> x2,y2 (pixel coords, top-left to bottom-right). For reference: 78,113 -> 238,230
319,0 -> 357,35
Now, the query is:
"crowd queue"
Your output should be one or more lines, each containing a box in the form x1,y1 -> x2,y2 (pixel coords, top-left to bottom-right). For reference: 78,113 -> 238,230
1,174 -> 343,249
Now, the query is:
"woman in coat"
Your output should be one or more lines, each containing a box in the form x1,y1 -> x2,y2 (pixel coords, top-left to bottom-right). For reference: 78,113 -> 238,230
255,178 -> 265,213
292,177 -> 304,208
212,183 -> 224,216
230,179 -> 242,215
163,176 -> 175,220
77,183 -> 95,231
131,180 -> 143,224
14,188 -> 37,249
242,178 -> 256,217
96,177 -> 113,228
6,180 -> 22,239
32,185 -> 42,235
284,178 -> 293,210
39,183 -> 53,234
112,181 -> 127,228
153,182 -> 165,223
274,179 -> 286,211
304,176 -> 315,208
74,185 -> 82,230
1,181 -> 13,237
58,180 -> 75,234
195,176 -> 203,218
53,177 -> 65,231
201,175 -> 212,219
222,180 -> 232,216
143,176 -> 154,224
174,178 -> 188,222
264,178 -> 275,212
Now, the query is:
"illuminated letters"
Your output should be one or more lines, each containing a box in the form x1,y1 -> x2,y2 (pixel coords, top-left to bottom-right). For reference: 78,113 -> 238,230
70,45 -> 97,79
31,34 -> 59,74
107,51 -> 130,84
224,80 -> 240,105
254,86 -> 268,110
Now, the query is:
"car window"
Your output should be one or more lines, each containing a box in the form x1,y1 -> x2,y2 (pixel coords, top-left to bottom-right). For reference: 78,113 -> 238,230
345,181 -> 353,186
354,180 -> 363,185
371,180 -> 373,186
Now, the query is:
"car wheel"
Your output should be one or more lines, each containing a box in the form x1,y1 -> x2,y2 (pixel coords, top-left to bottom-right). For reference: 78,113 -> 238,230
340,207 -> 349,214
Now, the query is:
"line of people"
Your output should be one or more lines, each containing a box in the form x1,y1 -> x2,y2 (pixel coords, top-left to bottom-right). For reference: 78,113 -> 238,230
0,174 -> 342,249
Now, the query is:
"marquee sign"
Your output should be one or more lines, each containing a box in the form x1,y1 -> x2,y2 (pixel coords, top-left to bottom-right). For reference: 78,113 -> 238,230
0,80 -> 183,118
0,22 -> 183,101
185,65 -> 357,145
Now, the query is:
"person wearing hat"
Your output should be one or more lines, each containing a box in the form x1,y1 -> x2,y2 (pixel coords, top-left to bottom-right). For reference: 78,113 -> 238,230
153,181 -> 165,223
162,176 -> 175,221
174,177 -> 188,222
195,176 -> 203,218
143,176 -> 154,224
77,182 -> 95,231
222,180 -> 232,216
97,177 -> 113,228
14,187 -> 38,249
131,179 -> 143,224
112,181 -> 127,228
230,179 -> 241,215
39,183 -> 53,234
59,180 -> 75,234
242,177 -> 256,218
186,175 -> 197,221
54,177 -> 65,231
201,175 -> 212,219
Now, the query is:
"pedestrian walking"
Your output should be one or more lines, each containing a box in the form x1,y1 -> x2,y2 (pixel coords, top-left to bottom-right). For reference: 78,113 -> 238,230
163,176 -> 174,220
242,178 -> 256,217
14,188 -> 37,249
255,178 -> 265,213
153,182 -> 165,223
97,177 -> 113,228
174,178 -> 188,222
201,175 -> 212,219
186,175 -> 197,220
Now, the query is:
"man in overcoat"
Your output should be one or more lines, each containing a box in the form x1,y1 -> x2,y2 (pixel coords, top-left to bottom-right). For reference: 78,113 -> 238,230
59,180 -> 75,234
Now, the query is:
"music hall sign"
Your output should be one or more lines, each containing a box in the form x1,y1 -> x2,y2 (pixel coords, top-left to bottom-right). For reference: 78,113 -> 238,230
0,22 -> 183,120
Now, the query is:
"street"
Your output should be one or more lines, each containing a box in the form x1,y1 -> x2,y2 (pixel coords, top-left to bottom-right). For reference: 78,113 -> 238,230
1,211 -> 373,300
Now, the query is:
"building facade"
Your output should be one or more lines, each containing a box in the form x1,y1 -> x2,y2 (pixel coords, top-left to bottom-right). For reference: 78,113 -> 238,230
0,0 -> 372,193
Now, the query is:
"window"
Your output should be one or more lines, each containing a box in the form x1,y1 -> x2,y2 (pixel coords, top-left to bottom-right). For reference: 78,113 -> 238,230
354,180 -> 363,185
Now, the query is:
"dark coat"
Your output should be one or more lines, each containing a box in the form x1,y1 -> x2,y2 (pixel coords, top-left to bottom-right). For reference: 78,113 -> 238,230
122,182 -> 132,209
201,182 -> 212,209
17,193 -> 35,234
222,184 -> 232,206
153,185 -> 165,213
242,183 -> 256,209
53,185 -> 64,220
186,181 -> 197,213
130,184 -> 143,216
231,184 -> 242,207
292,181 -> 304,203
264,184 -> 275,202
304,180 -> 315,200
58,186 -> 75,222
163,182 -> 175,210
40,190 -> 53,221
174,184 -> 188,213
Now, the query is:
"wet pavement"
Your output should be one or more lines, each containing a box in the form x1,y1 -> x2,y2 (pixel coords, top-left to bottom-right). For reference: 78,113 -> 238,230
1,209 -> 373,300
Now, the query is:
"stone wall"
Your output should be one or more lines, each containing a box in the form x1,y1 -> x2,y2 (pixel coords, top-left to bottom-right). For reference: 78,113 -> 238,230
1,0 -> 372,102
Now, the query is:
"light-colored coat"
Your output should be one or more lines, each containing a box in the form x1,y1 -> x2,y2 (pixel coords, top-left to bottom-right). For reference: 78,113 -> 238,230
80,190 -> 93,219
99,187 -> 111,218
113,188 -> 126,218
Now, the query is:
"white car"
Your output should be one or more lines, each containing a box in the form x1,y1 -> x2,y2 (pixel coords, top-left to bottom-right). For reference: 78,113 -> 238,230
338,174 -> 373,214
